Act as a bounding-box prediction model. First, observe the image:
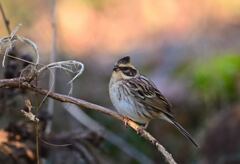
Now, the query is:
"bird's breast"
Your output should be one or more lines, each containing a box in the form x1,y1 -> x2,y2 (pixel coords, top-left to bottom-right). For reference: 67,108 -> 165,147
109,81 -> 150,124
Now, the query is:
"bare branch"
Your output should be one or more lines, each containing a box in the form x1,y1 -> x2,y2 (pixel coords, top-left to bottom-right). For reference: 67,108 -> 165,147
0,78 -> 177,164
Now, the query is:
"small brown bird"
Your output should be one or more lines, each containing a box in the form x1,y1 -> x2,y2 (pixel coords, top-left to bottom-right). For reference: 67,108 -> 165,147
109,56 -> 198,147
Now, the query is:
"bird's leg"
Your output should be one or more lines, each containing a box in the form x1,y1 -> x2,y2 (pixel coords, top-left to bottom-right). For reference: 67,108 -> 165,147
137,122 -> 149,134
143,122 -> 149,129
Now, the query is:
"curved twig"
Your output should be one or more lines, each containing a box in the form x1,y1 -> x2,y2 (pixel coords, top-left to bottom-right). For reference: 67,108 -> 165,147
0,77 -> 177,164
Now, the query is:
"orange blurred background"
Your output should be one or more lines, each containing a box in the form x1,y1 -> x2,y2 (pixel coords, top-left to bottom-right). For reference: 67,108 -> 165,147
1,0 -> 240,56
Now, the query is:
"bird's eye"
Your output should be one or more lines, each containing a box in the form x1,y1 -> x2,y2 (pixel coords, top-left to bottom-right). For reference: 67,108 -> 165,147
119,67 -> 137,76
113,65 -> 118,71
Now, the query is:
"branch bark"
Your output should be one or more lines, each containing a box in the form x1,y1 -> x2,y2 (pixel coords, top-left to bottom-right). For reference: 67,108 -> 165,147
0,77 -> 177,164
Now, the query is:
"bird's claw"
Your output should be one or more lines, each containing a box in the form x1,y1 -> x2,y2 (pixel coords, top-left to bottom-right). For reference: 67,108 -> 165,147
123,116 -> 130,127
137,127 -> 144,134
137,123 -> 149,134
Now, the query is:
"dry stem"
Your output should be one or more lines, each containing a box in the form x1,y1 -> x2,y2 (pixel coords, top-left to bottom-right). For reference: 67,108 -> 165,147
0,3 -> 11,34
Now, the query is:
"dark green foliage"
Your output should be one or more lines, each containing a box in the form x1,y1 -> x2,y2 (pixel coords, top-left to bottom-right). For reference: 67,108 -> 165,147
190,54 -> 240,102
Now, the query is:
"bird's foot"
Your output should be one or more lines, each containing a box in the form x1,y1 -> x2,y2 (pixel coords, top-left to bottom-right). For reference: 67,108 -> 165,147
137,122 -> 149,134
137,127 -> 145,134
123,116 -> 130,127
143,122 -> 149,129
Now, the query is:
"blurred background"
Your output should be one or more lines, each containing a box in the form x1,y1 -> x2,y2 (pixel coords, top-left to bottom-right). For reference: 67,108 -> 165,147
0,0 -> 240,163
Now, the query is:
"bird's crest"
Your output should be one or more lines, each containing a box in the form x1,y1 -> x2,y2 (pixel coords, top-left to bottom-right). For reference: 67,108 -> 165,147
117,56 -> 130,65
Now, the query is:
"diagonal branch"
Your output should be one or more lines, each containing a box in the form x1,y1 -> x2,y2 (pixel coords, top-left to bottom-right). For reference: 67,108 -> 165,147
64,103 -> 154,164
0,77 -> 177,164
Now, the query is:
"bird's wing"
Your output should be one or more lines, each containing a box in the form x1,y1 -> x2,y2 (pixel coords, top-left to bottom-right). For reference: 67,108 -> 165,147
125,76 -> 174,119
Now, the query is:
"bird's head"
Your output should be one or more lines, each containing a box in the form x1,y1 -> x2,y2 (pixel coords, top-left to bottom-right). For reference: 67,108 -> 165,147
111,56 -> 139,81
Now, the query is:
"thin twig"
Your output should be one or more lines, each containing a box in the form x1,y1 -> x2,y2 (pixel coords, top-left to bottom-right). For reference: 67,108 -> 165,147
6,54 -> 39,66
40,138 -> 72,147
37,60 -> 84,111
36,122 -> 40,164
0,34 -> 40,67
35,74 -> 40,164
0,78 -> 177,164
0,3 -> 11,35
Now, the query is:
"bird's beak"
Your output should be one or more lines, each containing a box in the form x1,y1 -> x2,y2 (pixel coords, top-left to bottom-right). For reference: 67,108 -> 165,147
113,65 -> 118,71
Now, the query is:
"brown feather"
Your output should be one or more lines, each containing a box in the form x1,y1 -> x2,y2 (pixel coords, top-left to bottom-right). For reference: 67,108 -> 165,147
124,75 -> 174,119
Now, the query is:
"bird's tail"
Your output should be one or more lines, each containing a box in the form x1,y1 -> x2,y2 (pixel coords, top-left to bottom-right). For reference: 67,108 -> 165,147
163,115 -> 199,148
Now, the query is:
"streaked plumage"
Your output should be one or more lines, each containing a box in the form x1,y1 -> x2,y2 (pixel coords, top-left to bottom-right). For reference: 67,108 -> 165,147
109,56 -> 198,147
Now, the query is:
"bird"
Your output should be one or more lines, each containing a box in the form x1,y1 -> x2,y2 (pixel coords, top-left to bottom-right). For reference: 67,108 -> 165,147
109,56 -> 198,147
